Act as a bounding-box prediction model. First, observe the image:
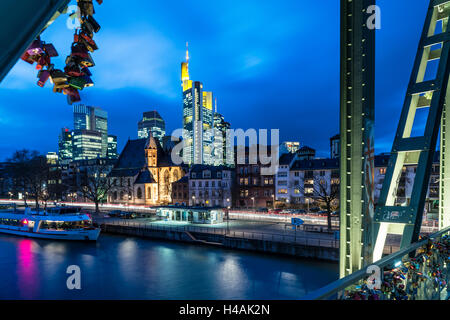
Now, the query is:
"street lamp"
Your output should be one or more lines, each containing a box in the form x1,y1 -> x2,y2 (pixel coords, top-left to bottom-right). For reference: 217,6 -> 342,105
251,197 -> 255,211
192,195 -> 196,206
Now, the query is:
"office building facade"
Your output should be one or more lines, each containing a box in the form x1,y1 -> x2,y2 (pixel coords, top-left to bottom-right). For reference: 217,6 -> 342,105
73,104 -> 108,158
58,128 -> 73,164
137,111 -> 166,142
107,135 -> 118,160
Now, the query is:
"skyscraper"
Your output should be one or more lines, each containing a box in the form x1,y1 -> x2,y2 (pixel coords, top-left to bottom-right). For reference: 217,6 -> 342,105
73,104 -> 108,158
58,128 -> 73,164
137,111 -> 166,141
213,102 -> 234,167
107,135 -> 118,160
181,43 -> 214,166
72,129 -> 103,161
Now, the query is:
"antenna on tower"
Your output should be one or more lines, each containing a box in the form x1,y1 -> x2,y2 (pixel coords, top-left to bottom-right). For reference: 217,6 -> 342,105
186,41 -> 189,63
215,98 -> 218,113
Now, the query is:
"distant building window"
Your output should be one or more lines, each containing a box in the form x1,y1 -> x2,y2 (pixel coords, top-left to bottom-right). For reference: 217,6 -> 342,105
278,189 -> 288,194
137,187 -> 142,199
379,168 -> 387,175
147,187 -> 152,199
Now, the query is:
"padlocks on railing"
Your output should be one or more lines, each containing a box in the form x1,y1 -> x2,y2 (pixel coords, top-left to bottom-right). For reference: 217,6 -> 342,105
342,234 -> 449,300
20,0 -> 103,105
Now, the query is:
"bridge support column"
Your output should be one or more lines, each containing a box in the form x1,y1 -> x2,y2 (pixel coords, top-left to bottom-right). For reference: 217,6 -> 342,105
339,0 -> 376,278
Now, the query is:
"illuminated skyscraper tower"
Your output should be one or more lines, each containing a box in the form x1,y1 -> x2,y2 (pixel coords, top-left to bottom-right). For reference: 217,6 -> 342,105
181,43 -> 214,166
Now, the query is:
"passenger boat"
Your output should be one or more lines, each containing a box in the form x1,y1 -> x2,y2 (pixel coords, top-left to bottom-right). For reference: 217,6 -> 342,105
0,203 -> 100,241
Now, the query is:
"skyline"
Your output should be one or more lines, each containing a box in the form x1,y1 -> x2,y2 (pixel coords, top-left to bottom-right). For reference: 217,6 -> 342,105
0,0 -> 428,161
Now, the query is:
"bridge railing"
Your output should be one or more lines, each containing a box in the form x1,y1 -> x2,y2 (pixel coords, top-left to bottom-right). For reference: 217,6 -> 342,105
301,226 -> 450,300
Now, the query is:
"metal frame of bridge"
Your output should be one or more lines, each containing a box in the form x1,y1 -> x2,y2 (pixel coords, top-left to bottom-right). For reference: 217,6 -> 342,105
373,0 -> 450,261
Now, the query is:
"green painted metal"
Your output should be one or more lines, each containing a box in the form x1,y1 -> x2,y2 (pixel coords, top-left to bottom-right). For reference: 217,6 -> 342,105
440,88 -> 450,230
0,0 -> 70,83
339,0 -> 376,278
373,0 -> 450,261
301,226 -> 450,300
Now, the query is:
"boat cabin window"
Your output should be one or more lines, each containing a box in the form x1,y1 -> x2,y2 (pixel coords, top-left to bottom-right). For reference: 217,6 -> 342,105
0,218 -> 22,227
40,220 -> 92,230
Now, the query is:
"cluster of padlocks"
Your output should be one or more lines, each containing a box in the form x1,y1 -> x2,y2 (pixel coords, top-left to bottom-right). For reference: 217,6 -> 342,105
20,0 -> 102,104
344,234 -> 450,300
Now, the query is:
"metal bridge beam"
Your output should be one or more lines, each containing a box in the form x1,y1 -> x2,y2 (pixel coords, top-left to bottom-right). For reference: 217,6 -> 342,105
0,0 -> 70,83
339,0 -> 376,278
374,0 -> 450,261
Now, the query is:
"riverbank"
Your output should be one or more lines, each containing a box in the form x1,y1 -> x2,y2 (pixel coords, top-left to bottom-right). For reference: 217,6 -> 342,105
100,222 -> 340,262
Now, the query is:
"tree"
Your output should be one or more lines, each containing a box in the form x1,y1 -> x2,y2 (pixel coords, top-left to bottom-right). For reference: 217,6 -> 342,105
77,160 -> 113,213
7,149 -> 50,210
302,176 -> 339,231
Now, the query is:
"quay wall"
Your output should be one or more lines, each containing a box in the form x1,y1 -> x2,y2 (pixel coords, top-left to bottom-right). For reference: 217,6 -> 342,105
101,224 -> 339,262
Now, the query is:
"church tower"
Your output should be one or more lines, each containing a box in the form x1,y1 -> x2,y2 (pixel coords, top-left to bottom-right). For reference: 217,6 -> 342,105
145,133 -> 158,168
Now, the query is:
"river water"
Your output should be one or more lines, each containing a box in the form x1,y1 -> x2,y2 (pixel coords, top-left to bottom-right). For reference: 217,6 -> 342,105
0,233 -> 338,300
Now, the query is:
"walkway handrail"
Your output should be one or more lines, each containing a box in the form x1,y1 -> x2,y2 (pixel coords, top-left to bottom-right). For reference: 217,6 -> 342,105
300,226 -> 450,300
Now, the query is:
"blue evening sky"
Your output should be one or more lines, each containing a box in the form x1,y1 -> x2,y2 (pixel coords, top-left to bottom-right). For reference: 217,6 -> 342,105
0,0 -> 428,160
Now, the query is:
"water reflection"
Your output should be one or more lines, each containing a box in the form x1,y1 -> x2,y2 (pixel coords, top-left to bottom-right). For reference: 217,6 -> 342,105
17,240 -> 38,299
1,234 -> 338,299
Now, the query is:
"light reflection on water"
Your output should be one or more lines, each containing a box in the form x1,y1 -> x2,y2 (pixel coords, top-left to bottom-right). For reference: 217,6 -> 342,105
0,234 -> 338,300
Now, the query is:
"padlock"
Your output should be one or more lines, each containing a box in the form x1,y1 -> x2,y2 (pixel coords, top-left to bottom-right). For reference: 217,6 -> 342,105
26,39 -> 44,56
82,76 -> 94,87
37,70 -> 50,87
50,69 -> 68,84
43,43 -> 58,57
78,53 -> 95,68
20,51 -> 35,64
77,32 -> 98,52
95,0 -> 103,4
77,0 -> 94,17
69,77 -> 87,90
86,15 -> 100,33
65,62 -> 85,77
81,67 -> 92,77
36,55 -> 51,70
81,19 -> 95,36
64,87 -> 81,104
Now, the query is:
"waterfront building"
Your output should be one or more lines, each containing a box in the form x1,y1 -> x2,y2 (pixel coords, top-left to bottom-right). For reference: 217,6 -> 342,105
181,44 -> 214,166
280,141 -> 301,155
156,206 -> 224,224
274,153 -> 297,203
73,104 -> 108,158
171,176 -> 189,206
274,153 -> 440,215
188,165 -> 233,208
107,135 -> 118,160
58,128 -> 73,164
72,129 -> 103,161
108,134 -> 185,206
234,145 -> 276,208
330,134 -> 340,159
137,111 -> 166,142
